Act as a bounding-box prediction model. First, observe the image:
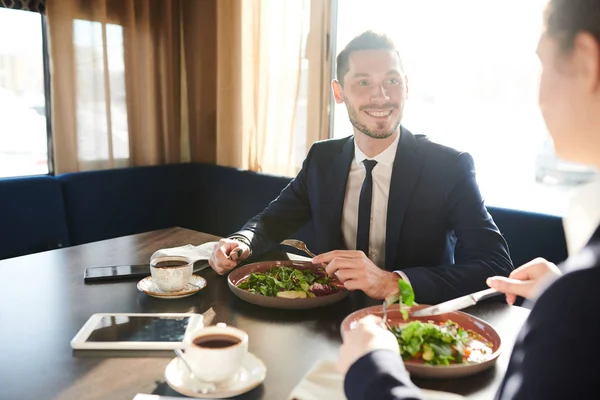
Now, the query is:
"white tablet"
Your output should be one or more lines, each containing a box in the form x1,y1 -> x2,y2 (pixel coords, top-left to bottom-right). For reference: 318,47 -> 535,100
70,313 -> 203,350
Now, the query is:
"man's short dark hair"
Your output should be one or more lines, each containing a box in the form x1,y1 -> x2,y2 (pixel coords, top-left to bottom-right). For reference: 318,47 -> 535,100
336,31 -> 402,86
545,0 -> 600,51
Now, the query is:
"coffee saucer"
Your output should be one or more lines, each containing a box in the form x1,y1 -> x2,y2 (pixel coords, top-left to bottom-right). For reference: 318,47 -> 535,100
137,275 -> 207,299
165,352 -> 266,398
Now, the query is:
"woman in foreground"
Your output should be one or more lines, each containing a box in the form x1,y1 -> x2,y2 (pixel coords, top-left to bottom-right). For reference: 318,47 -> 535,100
338,1 -> 600,399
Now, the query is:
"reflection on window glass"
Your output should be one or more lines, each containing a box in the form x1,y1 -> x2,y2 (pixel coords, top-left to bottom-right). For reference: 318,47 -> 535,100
0,9 -> 47,178
332,0 -> 597,214
73,20 -> 128,163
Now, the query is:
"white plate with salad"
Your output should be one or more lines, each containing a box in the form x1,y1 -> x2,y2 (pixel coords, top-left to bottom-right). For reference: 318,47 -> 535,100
227,260 -> 348,309
340,282 -> 502,379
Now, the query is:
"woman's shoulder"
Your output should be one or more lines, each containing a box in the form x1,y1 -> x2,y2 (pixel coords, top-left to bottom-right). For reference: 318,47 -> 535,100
561,234 -> 600,276
533,240 -> 600,320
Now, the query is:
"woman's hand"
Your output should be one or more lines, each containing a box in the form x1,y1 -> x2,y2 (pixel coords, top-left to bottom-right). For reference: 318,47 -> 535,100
487,257 -> 562,304
337,315 -> 400,374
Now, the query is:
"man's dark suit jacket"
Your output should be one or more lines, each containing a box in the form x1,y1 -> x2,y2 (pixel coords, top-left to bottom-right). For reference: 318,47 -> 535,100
343,226 -> 600,400
233,127 -> 513,303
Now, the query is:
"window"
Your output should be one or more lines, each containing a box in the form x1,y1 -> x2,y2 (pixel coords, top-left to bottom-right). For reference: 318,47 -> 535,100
0,8 -> 49,178
73,20 -> 128,168
331,0 -> 597,215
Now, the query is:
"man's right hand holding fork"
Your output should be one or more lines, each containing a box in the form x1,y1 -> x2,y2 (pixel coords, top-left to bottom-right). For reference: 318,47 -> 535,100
209,237 -> 251,275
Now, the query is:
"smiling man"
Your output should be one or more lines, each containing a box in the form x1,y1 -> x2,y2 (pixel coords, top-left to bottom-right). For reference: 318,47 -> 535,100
209,31 -> 513,304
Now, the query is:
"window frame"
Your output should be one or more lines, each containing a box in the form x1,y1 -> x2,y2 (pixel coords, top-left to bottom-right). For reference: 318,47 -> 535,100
41,15 -> 54,175
326,0 -> 338,138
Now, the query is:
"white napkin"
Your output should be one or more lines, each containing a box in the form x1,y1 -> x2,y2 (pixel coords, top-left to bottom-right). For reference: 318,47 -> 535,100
287,359 -> 465,400
150,242 -> 217,265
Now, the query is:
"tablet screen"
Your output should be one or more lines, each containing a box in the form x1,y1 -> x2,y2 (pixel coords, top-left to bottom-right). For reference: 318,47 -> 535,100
86,315 -> 190,342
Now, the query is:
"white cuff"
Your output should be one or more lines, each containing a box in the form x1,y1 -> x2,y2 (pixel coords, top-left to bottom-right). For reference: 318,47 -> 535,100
393,270 -> 411,287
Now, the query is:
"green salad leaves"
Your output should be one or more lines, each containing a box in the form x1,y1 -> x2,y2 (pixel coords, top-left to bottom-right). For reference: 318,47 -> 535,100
390,320 -> 472,365
386,278 -> 491,365
398,279 -> 416,320
237,266 -> 331,298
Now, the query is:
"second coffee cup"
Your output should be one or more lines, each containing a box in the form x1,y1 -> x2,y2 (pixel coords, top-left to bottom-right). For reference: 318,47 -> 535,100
181,323 -> 248,383
150,255 -> 193,292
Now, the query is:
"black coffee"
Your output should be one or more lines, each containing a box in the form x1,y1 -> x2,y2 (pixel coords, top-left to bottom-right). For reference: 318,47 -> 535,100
153,261 -> 188,268
193,334 -> 241,349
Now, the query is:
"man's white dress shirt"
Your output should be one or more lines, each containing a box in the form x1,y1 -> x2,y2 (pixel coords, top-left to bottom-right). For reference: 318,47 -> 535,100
341,132 -> 410,285
341,133 -> 400,269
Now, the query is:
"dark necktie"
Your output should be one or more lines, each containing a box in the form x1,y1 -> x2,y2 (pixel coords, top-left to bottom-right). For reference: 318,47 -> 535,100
356,159 -> 378,255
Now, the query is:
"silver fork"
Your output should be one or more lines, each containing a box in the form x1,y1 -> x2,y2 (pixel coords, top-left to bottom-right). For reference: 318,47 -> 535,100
280,239 -> 317,258
382,292 -> 400,329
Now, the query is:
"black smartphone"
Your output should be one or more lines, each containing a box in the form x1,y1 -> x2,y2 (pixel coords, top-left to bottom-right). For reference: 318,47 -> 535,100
83,261 -> 210,283
84,264 -> 151,283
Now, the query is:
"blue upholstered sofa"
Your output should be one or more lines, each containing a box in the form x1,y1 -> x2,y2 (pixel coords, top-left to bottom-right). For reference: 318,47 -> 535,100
0,164 -> 569,268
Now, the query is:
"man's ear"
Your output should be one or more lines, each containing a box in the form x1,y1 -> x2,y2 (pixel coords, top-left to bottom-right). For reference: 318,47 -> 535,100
332,80 -> 344,104
573,32 -> 600,93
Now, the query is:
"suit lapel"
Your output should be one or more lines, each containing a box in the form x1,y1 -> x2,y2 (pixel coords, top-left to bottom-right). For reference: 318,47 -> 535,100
323,137 -> 354,250
385,127 -> 424,269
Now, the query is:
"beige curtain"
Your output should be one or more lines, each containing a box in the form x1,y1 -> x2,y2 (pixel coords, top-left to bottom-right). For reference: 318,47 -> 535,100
46,0 -> 216,173
217,0 -> 306,177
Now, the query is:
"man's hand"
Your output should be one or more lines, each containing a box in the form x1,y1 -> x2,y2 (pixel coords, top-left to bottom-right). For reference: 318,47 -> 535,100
337,315 -> 400,375
486,257 -> 562,304
311,250 -> 399,299
208,238 -> 251,275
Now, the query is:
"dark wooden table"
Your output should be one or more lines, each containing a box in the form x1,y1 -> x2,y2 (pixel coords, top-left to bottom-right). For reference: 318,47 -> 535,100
0,227 -> 530,400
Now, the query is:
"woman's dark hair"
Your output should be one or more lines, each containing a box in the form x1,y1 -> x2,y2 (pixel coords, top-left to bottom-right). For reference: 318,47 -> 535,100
545,0 -> 600,50
335,31 -> 402,86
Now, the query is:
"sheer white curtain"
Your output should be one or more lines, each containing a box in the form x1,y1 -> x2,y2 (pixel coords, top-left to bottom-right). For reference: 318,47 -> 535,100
217,0 -> 307,176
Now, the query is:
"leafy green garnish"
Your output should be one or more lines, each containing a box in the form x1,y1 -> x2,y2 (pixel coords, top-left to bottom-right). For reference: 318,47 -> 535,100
388,279 -> 417,321
390,320 -> 471,365
399,279 -> 415,306
385,281 -> 491,365
237,266 -> 331,297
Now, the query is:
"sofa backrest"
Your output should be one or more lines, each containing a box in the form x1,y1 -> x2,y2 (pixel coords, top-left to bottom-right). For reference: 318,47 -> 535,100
487,206 -> 568,267
0,175 -> 70,260
0,164 -> 570,267
58,164 -> 197,245
187,164 -> 294,237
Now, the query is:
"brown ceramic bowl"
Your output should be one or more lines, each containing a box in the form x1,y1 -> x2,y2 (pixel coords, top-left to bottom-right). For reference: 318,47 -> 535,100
341,304 -> 502,379
227,260 -> 348,310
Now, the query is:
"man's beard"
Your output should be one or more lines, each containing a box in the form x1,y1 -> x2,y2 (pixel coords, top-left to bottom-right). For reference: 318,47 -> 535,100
346,102 -> 402,139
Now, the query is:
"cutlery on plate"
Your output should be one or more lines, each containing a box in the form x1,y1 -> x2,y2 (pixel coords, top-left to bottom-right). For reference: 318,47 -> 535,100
410,288 -> 500,317
328,276 -> 346,290
382,292 -> 400,328
277,239 -> 347,290
280,239 -> 317,258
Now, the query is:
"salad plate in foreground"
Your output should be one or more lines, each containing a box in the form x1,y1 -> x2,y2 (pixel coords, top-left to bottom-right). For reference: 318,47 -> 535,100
341,304 -> 502,379
227,260 -> 348,310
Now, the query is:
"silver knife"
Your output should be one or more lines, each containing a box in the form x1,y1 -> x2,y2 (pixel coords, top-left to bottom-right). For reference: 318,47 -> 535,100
410,288 -> 500,317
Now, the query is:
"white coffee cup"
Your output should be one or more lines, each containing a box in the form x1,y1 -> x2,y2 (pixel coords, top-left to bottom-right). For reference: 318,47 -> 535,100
181,323 -> 248,383
150,255 -> 193,292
